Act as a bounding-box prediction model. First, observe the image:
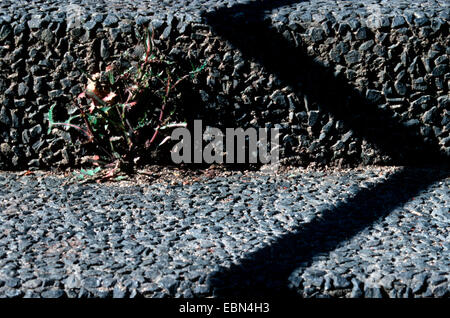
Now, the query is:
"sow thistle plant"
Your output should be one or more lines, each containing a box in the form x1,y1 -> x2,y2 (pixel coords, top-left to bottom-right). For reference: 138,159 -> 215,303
48,27 -> 206,182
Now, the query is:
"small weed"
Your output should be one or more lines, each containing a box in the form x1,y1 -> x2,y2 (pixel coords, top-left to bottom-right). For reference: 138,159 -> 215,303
49,27 -> 206,182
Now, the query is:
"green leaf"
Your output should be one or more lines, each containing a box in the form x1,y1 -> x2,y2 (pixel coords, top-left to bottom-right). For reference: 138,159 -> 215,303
47,103 -> 56,133
74,171 -> 85,179
88,115 -> 98,126
66,114 -> 81,124
93,167 -> 102,174
115,176 -> 127,181
81,168 -> 100,176
108,71 -> 115,85
190,60 -> 207,77
100,106 -> 111,114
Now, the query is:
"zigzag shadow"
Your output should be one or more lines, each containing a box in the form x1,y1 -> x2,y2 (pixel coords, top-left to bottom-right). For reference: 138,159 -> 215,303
201,1 -> 449,296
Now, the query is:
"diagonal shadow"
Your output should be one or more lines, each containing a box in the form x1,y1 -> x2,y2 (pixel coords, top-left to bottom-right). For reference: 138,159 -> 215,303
200,1 -> 449,296
207,167 -> 449,296
203,0 -> 447,165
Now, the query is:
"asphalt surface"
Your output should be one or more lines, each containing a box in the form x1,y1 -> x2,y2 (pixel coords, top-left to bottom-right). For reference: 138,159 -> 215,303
0,166 -> 448,297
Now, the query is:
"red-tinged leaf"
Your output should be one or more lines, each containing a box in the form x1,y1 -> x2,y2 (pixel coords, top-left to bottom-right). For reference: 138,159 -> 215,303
144,28 -> 153,64
92,155 -> 100,161
78,92 -> 86,99
102,92 -> 117,103
50,122 -> 92,139
89,102 -> 96,113
103,169 -> 116,179
158,136 -> 171,147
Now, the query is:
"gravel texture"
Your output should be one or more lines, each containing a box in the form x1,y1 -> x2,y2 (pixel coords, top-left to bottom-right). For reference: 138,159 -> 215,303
0,0 -> 449,168
0,166 -> 448,298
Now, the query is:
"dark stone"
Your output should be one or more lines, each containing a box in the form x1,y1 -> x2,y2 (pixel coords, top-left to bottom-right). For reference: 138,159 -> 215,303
84,20 -> 97,31
48,89 -> 63,99
394,80 -> 407,96
110,28 -> 120,41
413,77 -> 428,91
29,124 -> 42,139
136,16 -> 150,26
412,273 -> 428,294
92,14 -> 105,24
432,284 -> 448,297
359,40 -> 374,52
309,27 -> 325,42
355,27 -> 370,40
103,15 -> 118,27
83,277 -> 100,289
347,18 -> 361,31
18,83 -> 28,97
41,29 -> 54,44
332,275 -> 351,289
421,107 -> 437,124
414,16 -> 429,27
304,276 -> 324,288
6,278 -> 20,288
27,17 -> 42,29
350,278 -> 363,298
344,50 -> 361,65
392,16 -> 406,28
0,24 -> 12,41
193,284 -> 211,296
429,274 -> 446,287
100,38 -> 110,59
5,288 -> 23,298
431,18 -> 444,32
161,25 -> 171,40
308,110 -> 320,127
365,286 -> 383,298
0,106 -> 10,125
432,64 -> 448,77
22,278 -> 42,289
41,289 -> 65,298
373,44 -> 387,57
158,276 -> 179,295
113,285 -> 127,298
151,19 -> 165,31
270,90 -> 287,107
435,55 -> 448,65
366,89 -> 383,104
338,23 -> 350,35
